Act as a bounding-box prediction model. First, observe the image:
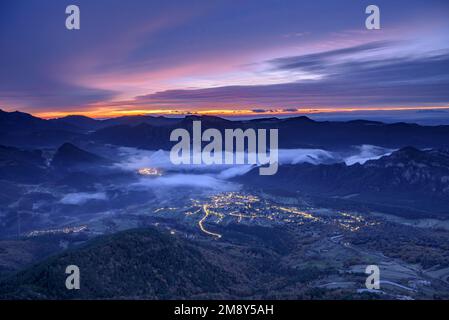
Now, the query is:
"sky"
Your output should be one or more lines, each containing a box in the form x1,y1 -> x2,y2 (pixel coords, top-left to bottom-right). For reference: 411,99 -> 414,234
1,0 -> 449,119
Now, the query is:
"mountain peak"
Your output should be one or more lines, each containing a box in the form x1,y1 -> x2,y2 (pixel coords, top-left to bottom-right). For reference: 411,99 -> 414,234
247,117 -> 280,123
0,109 -> 35,119
57,142 -> 83,152
52,143 -> 107,168
58,115 -> 94,120
395,146 -> 422,156
283,115 -> 315,123
184,114 -> 227,121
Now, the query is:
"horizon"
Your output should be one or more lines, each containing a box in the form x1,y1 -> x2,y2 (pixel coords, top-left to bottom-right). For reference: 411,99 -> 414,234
4,106 -> 449,126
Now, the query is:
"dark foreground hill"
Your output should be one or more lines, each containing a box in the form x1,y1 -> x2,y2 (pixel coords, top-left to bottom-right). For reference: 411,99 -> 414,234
237,147 -> 449,218
0,145 -> 48,183
0,228 -> 238,299
0,226 -> 341,299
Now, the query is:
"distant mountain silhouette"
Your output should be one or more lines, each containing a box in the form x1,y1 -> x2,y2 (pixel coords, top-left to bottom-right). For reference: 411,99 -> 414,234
237,147 -> 449,218
88,114 -> 449,150
50,115 -> 103,132
273,117 -> 449,149
0,109 -> 83,133
85,115 -> 449,150
102,115 -> 181,127
0,110 -> 81,148
3,109 -> 449,150
0,109 -> 52,132
50,114 -> 182,132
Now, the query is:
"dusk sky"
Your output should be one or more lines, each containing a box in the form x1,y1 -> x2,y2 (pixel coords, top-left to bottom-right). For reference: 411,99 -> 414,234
1,0 -> 449,118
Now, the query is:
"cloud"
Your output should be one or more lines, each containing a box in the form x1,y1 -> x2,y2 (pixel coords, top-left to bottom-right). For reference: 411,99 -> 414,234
277,149 -> 337,165
60,192 -> 107,205
0,1 -> 199,110
133,43 -> 449,108
87,144 -> 394,197
115,147 -> 257,173
115,148 -> 167,171
0,84 -> 118,109
3,1 -> 449,113
269,41 -> 392,73
277,146 -> 393,166
217,165 -> 254,179
115,145 -> 394,180
132,174 -> 238,191
344,145 -> 395,165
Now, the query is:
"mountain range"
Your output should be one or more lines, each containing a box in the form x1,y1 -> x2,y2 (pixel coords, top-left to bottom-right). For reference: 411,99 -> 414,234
3,109 -> 449,150
237,147 -> 449,218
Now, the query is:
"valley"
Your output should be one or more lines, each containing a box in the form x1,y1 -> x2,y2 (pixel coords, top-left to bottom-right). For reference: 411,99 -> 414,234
1,110 -> 449,299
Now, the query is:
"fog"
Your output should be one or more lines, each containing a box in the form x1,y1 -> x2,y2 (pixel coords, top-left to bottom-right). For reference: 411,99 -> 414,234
132,174 -> 237,191
115,145 -> 394,173
105,145 -> 394,192
60,192 -> 108,205
344,145 -> 394,165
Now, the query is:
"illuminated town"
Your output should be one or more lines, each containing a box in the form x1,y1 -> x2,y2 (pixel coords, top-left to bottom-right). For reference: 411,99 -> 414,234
152,192 -> 377,239
25,225 -> 88,238
137,167 -> 163,176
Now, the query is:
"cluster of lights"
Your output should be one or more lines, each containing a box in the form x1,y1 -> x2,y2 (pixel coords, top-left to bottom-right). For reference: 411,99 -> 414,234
26,225 -> 88,238
137,167 -> 162,176
151,192 -> 378,239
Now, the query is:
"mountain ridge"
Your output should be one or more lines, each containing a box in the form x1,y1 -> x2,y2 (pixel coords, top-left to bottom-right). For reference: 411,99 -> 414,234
3,109 -> 449,150
237,147 -> 449,218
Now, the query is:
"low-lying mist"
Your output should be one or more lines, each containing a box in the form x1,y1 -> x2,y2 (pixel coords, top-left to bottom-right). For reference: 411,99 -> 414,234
104,144 -> 395,192
115,144 -> 394,173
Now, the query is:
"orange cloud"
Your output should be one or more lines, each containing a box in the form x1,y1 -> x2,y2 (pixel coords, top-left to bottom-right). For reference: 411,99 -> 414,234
35,105 -> 449,119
